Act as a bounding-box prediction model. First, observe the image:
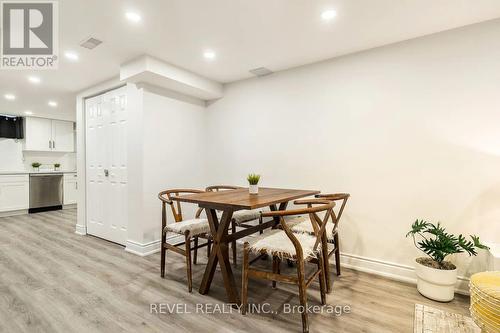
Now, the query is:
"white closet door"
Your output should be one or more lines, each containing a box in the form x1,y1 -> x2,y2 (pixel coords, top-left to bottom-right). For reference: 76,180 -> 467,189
85,94 -> 107,241
106,88 -> 128,244
85,86 -> 128,245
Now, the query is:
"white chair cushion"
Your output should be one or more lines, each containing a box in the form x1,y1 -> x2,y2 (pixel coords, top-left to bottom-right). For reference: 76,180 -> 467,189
164,218 -> 210,236
289,216 -> 337,240
232,209 -> 262,225
248,229 -> 318,259
216,209 -> 262,225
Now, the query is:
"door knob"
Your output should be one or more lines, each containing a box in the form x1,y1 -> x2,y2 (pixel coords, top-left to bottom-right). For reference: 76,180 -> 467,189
104,169 -> 109,177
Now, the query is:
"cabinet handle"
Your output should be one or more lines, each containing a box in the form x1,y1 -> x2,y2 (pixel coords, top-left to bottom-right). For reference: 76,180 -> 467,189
49,140 -> 51,149
53,141 -> 56,149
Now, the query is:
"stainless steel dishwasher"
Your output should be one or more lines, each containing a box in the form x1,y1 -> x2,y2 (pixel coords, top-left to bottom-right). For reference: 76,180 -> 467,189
29,173 -> 63,213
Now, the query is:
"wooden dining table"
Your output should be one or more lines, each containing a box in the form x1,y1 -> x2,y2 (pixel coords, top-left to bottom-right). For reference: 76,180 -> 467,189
172,187 -> 320,304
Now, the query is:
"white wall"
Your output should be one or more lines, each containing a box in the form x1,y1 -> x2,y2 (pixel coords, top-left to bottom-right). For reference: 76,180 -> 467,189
205,19 -> 500,281
124,84 -> 208,254
0,138 -> 76,171
140,86 -> 207,244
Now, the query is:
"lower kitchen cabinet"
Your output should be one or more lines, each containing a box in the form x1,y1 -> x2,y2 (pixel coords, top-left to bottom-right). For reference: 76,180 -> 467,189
0,175 -> 29,212
63,173 -> 78,205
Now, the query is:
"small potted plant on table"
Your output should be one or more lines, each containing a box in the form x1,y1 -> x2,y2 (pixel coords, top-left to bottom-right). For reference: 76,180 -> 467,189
247,173 -> 261,195
406,220 -> 489,302
31,162 -> 41,172
54,163 -> 61,171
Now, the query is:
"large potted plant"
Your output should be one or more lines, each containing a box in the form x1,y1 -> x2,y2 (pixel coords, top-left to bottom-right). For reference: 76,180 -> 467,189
406,220 -> 489,302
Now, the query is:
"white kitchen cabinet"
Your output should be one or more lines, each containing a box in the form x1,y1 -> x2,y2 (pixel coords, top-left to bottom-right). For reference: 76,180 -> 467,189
0,175 -> 29,212
52,120 -> 75,152
24,117 -> 53,151
63,173 -> 78,205
24,117 -> 75,152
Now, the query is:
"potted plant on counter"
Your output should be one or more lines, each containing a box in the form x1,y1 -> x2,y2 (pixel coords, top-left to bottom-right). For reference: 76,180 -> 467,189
54,163 -> 61,171
247,173 -> 261,195
406,220 -> 489,302
31,162 -> 41,172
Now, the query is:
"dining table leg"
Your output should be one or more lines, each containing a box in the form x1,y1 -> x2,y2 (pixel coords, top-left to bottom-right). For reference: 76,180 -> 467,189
198,208 -> 241,304
269,202 -> 288,227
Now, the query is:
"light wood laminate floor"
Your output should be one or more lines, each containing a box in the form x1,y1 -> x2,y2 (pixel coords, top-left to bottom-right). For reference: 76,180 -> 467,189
0,209 -> 470,333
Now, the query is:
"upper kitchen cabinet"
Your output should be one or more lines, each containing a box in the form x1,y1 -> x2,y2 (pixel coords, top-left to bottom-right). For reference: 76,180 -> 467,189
24,117 -> 52,151
24,117 -> 75,152
52,120 -> 75,152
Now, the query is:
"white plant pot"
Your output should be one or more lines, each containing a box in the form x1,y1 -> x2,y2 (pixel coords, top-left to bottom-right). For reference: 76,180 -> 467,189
249,185 -> 259,195
415,259 -> 457,302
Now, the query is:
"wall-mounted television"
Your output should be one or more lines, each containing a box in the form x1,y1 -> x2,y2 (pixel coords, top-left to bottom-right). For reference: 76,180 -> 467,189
0,116 -> 24,139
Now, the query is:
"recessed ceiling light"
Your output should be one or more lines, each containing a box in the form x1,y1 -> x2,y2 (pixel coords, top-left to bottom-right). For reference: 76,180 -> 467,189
321,9 -> 337,21
125,11 -> 141,23
4,94 -> 16,100
64,51 -> 79,61
24,111 -> 33,115
48,100 -> 58,107
203,50 -> 216,60
28,76 -> 41,84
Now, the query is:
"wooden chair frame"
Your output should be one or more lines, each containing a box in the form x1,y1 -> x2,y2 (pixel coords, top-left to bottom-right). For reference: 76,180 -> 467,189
314,193 -> 350,293
241,199 -> 335,333
158,189 -> 212,292
205,185 -> 264,266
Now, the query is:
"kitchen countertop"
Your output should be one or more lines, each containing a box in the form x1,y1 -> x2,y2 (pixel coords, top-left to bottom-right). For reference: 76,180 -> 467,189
0,170 -> 77,175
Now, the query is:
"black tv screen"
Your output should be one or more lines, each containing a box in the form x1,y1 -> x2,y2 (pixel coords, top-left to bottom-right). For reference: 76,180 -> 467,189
0,116 -> 24,139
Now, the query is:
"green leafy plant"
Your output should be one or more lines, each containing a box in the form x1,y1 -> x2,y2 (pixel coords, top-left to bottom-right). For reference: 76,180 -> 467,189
247,173 -> 260,185
54,163 -> 61,168
31,162 -> 41,168
406,220 -> 489,269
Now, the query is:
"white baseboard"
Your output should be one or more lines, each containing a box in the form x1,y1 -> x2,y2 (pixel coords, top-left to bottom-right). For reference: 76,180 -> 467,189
125,235 -> 185,257
63,204 -> 77,210
339,252 -> 470,295
0,209 -> 28,218
75,224 -> 86,235
125,239 -> 161,256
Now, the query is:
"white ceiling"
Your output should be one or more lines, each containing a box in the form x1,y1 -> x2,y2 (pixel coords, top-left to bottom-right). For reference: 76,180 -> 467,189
1,0 -> 500,120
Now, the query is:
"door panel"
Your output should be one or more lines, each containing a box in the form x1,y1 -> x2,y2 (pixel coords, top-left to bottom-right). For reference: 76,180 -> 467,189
107,89 -> 128,238
85,87 -> 127,245
86,95 -> 107,240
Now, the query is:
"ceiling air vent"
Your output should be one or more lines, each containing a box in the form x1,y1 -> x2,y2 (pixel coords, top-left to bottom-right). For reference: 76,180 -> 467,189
79,37 -> 102,50
249,67 -> 273,77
